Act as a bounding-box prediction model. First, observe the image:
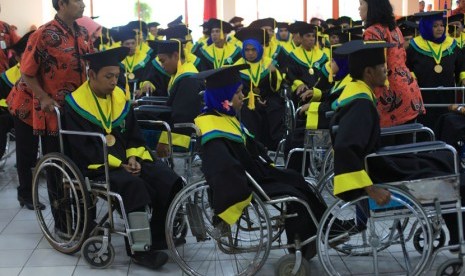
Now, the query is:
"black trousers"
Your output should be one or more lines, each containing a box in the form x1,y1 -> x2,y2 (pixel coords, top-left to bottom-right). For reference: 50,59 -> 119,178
13,116 -> 38,201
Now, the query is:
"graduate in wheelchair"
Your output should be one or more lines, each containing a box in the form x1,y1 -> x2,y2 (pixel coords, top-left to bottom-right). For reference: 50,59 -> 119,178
62,47 -> 183,269
173,64 -> 342,275
325,40 -> 464,275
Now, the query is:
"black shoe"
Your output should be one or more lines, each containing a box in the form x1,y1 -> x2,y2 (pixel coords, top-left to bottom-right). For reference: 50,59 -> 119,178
302,240 -> 317,260
18,196 -> 45,210
151,237 -> 186,250
131,251 -> 169,269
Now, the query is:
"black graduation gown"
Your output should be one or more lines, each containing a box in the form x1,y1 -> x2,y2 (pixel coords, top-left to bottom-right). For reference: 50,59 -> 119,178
406,36 -> 465,130
63,84 -> 182,240
196,113 -> 327,256
236,58 -> 285,151
139,58 -> 171,97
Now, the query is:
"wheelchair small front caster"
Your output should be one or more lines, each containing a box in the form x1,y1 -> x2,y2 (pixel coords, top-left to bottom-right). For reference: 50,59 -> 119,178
436,259 -> 462,276
81,236 -> 115,269
274,254 -> 311,276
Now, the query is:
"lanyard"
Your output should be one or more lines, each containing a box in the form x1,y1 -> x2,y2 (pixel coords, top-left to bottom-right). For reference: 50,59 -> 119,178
213,46 -> 225,68
124,55 -> 136,72
217,111 -> 246,144
302,48 -> 315,67
425,40 -> 443,65
90,84 -> 112,134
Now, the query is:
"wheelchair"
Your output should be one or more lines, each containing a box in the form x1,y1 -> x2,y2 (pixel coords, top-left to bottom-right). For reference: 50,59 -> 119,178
316,140 -> 461,276
165,166 -> 323,276
31,107 -> 176,268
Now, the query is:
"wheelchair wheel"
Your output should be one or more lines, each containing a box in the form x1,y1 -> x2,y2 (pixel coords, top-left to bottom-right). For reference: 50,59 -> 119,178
436,259 -> 462,276
32,152 -> 91,254
274,254 -> 311,276
165,180 -> 272,276
81,236 -> 115,269
413,227 -> 445,253
317,184 -> 432,276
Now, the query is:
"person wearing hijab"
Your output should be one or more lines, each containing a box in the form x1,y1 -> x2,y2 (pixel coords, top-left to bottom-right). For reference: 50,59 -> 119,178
360,0 -> 425,130
194,64 -> 331,261
233,27 -> 285,151
407,11 -> 465,131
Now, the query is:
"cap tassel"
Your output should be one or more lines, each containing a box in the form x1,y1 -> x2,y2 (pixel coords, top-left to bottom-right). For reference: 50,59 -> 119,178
328,45 -> 333,83
125,70 -> 130,101
247,79 -> 255,110
220,20 -> 225,40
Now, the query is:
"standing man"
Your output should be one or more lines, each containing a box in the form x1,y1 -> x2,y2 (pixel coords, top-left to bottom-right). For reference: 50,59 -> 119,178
7,0 -> 90,210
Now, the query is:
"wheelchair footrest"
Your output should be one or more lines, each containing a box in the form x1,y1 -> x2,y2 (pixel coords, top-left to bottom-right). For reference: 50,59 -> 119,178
186,203 -> 208,241
128,212 -> 152,251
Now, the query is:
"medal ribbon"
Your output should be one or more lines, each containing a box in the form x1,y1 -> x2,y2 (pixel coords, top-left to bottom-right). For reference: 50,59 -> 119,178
90,84 -> 112,134
302,48 -> 315,70
124,55 -> 136,73
425,40 -> 443,65
213,47 -> 225,68
247,61 -> 262,87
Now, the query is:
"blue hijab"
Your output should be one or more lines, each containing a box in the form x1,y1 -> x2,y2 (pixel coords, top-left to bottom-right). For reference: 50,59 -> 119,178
419,16 -> 446,44
203,82 -> 242,116
241,39 -> 264,63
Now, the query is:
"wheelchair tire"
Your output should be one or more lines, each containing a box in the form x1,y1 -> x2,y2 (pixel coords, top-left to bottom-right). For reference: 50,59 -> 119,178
81,236 -> 115,269
32,152 -> 91,254
317,184 -> 432,276
413,227 -> 445,253
274,254 -> 311,276
165,180 -> 272,276
436,259 -> 462,276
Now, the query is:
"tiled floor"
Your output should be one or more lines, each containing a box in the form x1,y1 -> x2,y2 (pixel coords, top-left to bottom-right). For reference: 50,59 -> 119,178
0,143 -> 458,275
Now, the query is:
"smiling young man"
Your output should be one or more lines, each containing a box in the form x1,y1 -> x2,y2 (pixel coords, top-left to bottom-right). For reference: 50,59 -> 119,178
63,47 -> 183,269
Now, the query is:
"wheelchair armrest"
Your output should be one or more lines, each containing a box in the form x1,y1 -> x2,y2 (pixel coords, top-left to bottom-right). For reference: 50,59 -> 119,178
139,96 -> 169,101
173,123 -> 202,137
380,123 -> 435,140
134,105 -> 172,112
136,96 -> 169,106
365,141 -> 460,174
374,141 -> 449,156
325,111 -> 334,119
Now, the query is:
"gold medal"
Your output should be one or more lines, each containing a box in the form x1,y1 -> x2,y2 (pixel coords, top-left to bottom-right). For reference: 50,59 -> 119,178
309,68 -> 314,75
252,87 -> 261,95
105,134 -> 116,147
127,72 -> 135,80
434,64 -> 443,74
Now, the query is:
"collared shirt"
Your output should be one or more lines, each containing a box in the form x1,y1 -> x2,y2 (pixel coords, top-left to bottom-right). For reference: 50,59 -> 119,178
19,15 -> 91,135
0,21 -> 21,73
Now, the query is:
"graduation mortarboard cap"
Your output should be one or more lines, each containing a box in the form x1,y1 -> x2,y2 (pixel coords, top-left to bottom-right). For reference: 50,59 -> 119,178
196,64 -> 250,89
249,18 -> 277,29
292,22 -> 318,36
235,27 -> 270,45
167,16 -> 183,28
206,18 -> 234,34
126,20 -> 148,39
414,11 -> 445,21
335,40 -> 394,74
288,21 -> 307,34
399,21 -> 419,37
147,22 -> 160,28
396,15 -> 416,25
324,27 -> 350,43
326,18 -> 337,26
276,22 -> 290,29
114,27 -> 137,42
336,16 -> 353,27
448,13 -> 465,24
158,24 -> 191,40
82,47 -> 129,71
153,40 -> 183,55
229,16 -> 244,24
343,25 -> 364,40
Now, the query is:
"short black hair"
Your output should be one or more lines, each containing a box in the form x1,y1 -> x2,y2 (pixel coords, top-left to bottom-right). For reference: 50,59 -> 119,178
365,0 -> 396,31
52,0 -> 69,11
